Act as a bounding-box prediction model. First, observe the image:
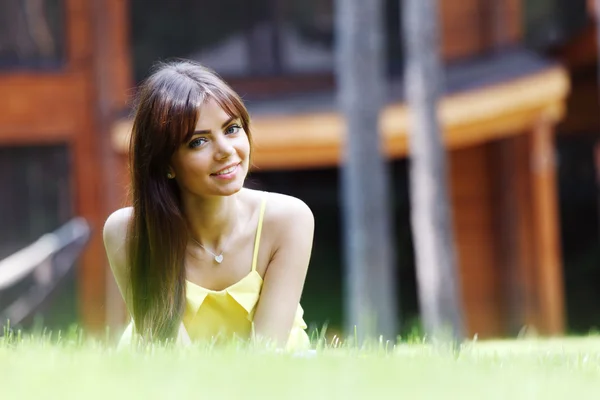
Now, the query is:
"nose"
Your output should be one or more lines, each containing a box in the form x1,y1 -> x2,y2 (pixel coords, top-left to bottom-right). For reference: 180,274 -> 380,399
213,133 -> 235,160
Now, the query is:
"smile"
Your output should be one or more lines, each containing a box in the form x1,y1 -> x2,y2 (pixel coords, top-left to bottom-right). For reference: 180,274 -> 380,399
211,163 -> 240,176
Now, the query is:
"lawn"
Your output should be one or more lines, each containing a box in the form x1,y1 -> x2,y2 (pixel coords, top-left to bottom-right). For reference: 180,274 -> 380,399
2,328 -> 600,399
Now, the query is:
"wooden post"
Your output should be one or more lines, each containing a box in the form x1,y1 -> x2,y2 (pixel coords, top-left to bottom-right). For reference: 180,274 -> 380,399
90,0 -> 132,332
493,134 -> 543,335
513,134 -> 541,332
530,118 -> 565,335
67,0 -> 131,333
492,139 -> 524,335
595,142 -> 600,244
65,0 -> 107,333
591,0 -> 600,246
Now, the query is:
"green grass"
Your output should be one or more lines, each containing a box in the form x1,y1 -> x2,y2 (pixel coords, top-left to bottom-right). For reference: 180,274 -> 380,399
3,326 -> 600,399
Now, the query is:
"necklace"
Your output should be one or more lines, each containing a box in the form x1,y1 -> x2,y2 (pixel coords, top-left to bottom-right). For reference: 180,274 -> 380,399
189,234 -> 232,264
188,202 -> 254,264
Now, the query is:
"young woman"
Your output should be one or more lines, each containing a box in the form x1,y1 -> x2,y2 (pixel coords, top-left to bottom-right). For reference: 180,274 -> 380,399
102,60 -> 314,351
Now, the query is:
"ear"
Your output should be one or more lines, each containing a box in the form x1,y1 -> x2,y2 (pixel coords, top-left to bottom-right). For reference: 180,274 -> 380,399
166,166 -> 175,179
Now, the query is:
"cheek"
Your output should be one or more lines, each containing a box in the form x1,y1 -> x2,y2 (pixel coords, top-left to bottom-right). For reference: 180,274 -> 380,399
240,134 -> 251,157
175,153 -> 211,179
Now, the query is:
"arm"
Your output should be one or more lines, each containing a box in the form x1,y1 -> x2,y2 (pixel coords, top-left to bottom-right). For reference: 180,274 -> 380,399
102,207 -> 133,315
252,196 -> 315,348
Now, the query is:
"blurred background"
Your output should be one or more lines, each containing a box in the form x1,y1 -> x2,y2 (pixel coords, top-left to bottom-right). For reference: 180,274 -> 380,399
0,0 -> 599,341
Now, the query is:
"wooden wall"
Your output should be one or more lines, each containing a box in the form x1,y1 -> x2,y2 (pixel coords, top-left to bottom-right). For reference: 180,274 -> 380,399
449,144 -> 504,337
0,0 -> 131,332
441,0 -> 522,61
449,127 -> 564,338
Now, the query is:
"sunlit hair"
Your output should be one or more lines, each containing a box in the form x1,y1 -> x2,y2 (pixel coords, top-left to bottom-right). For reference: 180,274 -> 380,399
127,60 -> 252,341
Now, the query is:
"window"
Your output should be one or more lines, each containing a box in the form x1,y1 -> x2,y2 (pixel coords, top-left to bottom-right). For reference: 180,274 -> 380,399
130,0 -> 403,92
0,0 -> 66,69
523,0 -> 589,50
0,144 -> 72,258
130,0 -> 334,81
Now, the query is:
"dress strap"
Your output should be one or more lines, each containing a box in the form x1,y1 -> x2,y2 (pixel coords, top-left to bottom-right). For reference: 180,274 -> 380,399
251,192 -> 268,272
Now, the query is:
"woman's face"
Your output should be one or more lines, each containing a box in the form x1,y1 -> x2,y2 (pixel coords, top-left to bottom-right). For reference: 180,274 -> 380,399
169,98 -> 250,199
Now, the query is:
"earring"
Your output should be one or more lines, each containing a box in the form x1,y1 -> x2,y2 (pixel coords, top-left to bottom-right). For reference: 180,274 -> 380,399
167,172 -> 174,179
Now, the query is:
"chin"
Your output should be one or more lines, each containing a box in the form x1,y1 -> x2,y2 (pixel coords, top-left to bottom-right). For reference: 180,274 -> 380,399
220,185 -> 244,197
211,179 -> 246,197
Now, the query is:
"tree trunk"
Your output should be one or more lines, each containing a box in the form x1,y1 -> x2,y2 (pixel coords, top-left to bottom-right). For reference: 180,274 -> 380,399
335,0 -> 397,341
402,0 -> 465,342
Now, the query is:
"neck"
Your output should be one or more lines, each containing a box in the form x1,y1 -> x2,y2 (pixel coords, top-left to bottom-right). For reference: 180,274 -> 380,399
182,191 -> 243,251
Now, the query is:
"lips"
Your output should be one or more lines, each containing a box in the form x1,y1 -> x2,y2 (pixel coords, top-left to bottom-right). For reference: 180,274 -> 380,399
211,163 -> 240,176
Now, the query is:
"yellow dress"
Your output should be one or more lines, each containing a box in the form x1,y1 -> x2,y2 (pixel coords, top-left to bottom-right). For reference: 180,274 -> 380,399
119,192 -> 311,351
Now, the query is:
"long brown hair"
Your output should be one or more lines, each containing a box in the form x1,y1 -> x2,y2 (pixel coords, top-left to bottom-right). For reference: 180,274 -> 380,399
127,60 -> 252,341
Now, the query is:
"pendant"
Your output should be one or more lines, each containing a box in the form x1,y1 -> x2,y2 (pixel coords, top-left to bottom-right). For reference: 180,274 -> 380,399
215,254 -> 224,264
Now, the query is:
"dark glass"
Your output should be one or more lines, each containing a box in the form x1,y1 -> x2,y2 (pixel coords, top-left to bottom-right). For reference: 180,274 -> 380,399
0,144 -> 72,258
129,0 -> 402,84
0,0 -> 66,70
523,0 -> 589,50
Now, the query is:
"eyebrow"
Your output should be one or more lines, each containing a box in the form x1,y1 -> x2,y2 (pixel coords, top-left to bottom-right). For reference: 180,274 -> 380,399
183,117 -> 239,144
192,117 -> 237,136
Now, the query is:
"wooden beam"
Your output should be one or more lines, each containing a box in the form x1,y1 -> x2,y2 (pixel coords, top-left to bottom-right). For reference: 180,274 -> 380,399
530,118 -> 565,335
112,66 -> 569,170
0,74 -> 87,144
112,67 -> 569,170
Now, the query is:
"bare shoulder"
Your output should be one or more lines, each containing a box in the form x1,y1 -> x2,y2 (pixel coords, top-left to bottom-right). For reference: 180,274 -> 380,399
102,207 -> 133,264
260,191 -> 315,238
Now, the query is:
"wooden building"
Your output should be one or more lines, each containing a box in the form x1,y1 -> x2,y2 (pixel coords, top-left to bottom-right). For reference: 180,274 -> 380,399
1,0 -> 590,338
0,0 -> 132,330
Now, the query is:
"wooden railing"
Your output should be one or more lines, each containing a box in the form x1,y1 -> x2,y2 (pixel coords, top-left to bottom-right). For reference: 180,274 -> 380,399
0,218 -> 90,328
